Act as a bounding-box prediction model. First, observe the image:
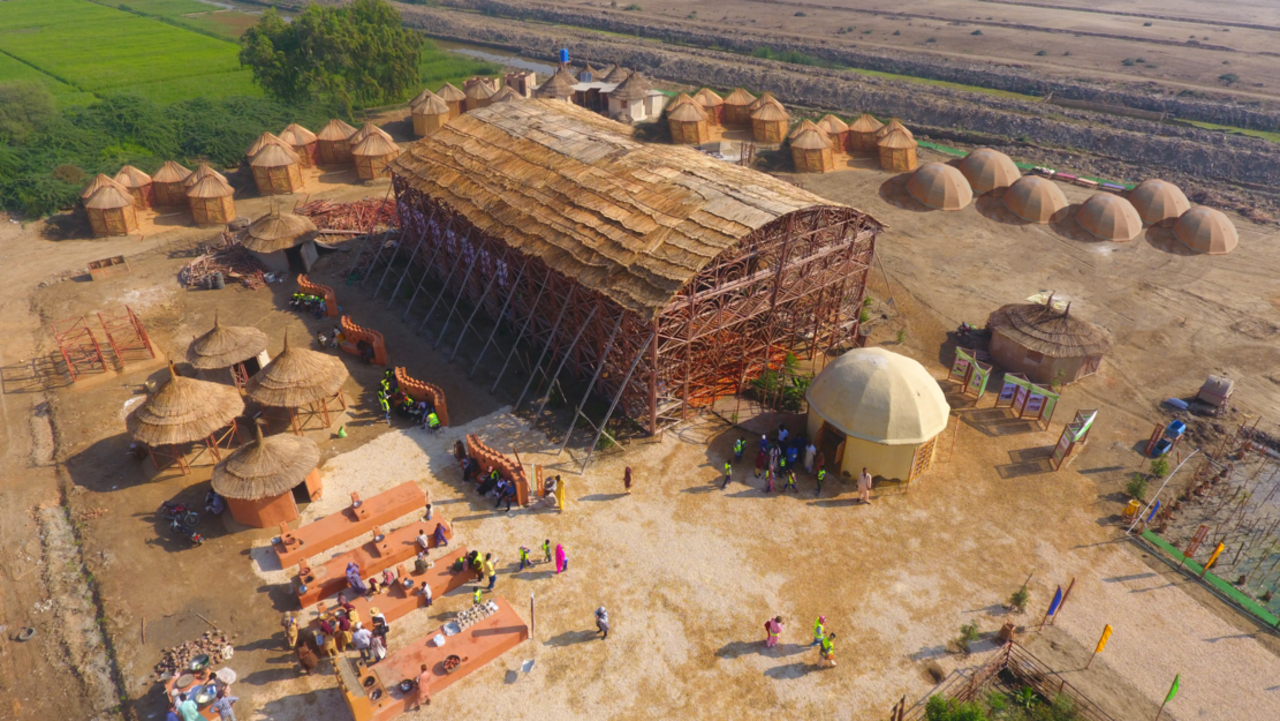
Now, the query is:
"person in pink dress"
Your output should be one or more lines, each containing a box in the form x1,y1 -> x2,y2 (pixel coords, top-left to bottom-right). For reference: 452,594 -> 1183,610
764,616 -> 783,648
555,543 -> 567,574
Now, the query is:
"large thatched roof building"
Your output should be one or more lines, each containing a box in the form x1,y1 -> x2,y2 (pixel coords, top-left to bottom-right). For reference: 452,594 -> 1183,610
987,300 -> 1113,385
386,99 -> 883,436
240,209 -> 318,272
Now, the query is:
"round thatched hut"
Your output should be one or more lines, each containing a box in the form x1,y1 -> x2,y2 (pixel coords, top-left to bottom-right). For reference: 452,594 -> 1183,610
351,133 -> 401,181
490,86 -> 523,104
212,422 -> 322,528
187,175 -> 236,228
85,185 -> 139,237
791,127 -> 835,173
81,173 -> 129,204
151,161 -> 192,206
437,82 -> 467,117
1077,193 -> 1142,241
750,102 -> 790,144
245,131 -> 290,161
847,113 -> 884,152
279,124 -> 318,167
722,87 -> 757,125
113,165 -> 154,208
250,143 -> 304,196
908,163 -> 973,210
816,115 -> 849,151
603,65 -> 631,84
806,347 -> 950,483
464,77 -> 498,111
1129,179 -> 1190,227
126,363 -> 244,474
669,92 -> 696,112
185,163 -> 229,189
788,118 -> 824,141
877,129 -> 919,172
1173,206 -> 1238,255
245,333 -> 349,434
749,92 -> 781,113
876,118 -> 913,141
240,208 -> 318,273
411,93 -> 451,136
694,88 -> 725,125
316,119 -> 358,164
1003,176 -> 1068,224
350,122 -> 393,146
409,87 -> 437,108
188,311 -> 269,388
534,71 -> 575,102
958,148 -> 1021,195
987,300 -> 1113,385
668,101 -> 711,145
608,71 -> 657,121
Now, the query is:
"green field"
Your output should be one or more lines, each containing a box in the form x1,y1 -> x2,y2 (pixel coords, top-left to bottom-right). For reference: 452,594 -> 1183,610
0,50 -> 98,105
1186,119 -> 1280,144
418,40 -> 503,94
0,0 -> 258,103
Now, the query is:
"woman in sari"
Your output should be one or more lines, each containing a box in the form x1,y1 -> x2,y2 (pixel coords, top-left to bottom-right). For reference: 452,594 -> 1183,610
345,562 -> 370,596
555,543 -> 567,574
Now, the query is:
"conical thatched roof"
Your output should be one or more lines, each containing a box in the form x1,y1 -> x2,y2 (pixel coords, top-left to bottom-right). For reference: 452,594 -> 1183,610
788,118 -> 823,140
114,165 -> 152,188
245,333 -> 348,408
413,93 -> 451,115
987,301 -> 1113,358
81,173 -> 129,200
409,88 -> 439,107
749,92 -> 780,111
151,160 -> 192,184
1077,193 -> 1142,241
85,185 -> 136,210
187,312 -> 269,369
465,79 -> 498,100
246,131 -> 289,158
723,87 -> 756,106
279,123 -> 317,145
603,65 -> 632,83
750,102 -> 789,122
1129,179 -> 1190,226
611,71 -> 653,101
791,127 -> 832,150
186,175 -> 234,199
351,133 -> 400,158
876,118 -> 912,139
126,364 -> 244,446
436,82 -> 466,102
817,114 -> 849,135
211,422 -> 319,500
250,143 -> 301,168
535,72 -> 575,99
1173,206 -> 1238,255
877,129 -> 916,149
316,119 -> 357,141
668,101 -> 708,122
241,208 -> 317,253
958,148 -> 1021,194
1003,175 -> 1068,224
185,164 -> 228,188
490,86 -> 523,104
694,87 -> 724,107
848,113 -> 884,133
908,163 -> 973,210
351,122 -> 393,145
668,92 -> 696,110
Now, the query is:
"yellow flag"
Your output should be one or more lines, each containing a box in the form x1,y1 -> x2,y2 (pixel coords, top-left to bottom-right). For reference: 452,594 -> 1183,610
1205,542 -> 1226,571
1095,624 -> 1113,654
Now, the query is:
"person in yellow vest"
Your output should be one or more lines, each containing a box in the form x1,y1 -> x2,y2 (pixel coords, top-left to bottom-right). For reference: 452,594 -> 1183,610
473,587 -> 483,605
377,393 -> 390,425
819,632 -> 837,667
815,467 -> 826,496
810,615 -> 826,646
483,553 -> 497,592
425,411 -> 441,432
721,459 -> 733,489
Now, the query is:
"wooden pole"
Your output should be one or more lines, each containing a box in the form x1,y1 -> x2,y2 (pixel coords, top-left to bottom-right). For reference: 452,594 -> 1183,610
530,593 -> 535,641
1050,577 -> 1076,625
1085,648 -> 1097,670
1155,699 -> 1167,721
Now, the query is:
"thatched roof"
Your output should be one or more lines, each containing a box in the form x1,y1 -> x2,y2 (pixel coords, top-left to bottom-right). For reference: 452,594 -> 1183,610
791,128 -> 832,150
211,423 -> 319,500
152,160 -> 192,184
85,185 -> 135,210
693,88 -> 724,107
316,119 -> 357,142
490,86 -> 523,104
126,364 -> 244,446
788,119 -> 823,140
187,175 -> 234,199
246,333 -> 348,408
436,82 -> 467,102
246,131 -> 289,158
351,122 -> 393,145
388,99 -> 881,320
250,143 -> 301,168
81,173 -> 129,200
603,65 -> 632,83
668,92 -> 696,110
749,92 -> 780,111
465,79 -> 498,100
750,102 -> 789,122
610,71 -> 653,101
876,118 -> 912,139
280,123 -> 317,145
722,87 -> 756,106
848,113 -> 884,133
351,133 -> 400,158
987,301 -> 1113,358
1173,206 -> 1238,255
413,94 -> 451,115
114,165 -> 152,188
535,72 -> 575,99
409,88 -> 439,107
817,114 -> 849,135
242,208 -> 317,253
187,312 -> 269,369
185,164 -> 228,188
877,129 -> 916,149
668,101 -> 708,122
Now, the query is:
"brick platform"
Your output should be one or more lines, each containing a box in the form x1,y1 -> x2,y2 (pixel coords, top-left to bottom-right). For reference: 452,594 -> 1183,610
306,547 -> 476,633
292,519 -> 452,608
274,482 -> 425,568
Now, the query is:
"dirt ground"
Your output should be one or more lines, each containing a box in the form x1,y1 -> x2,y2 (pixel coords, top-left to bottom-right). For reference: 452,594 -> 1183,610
3,133 -> 1280,721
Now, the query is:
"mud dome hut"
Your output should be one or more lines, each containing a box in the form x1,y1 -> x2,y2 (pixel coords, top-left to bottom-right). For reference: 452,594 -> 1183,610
211,422 -> 322,528
126,364 -> 244,474
85,185 -> 139,237
847,113 -> 884,152
722,87 -> 757,125
151,161 -> 192,206
907,162 -> 973,210
1077,193 -> 1143,241
791,127 -> 835,173
877,129 -> 918,172
1003,176 -> 1068,224
250,143 -> 304,195
246,333 -> 348,434
693,88 -> 725,125
411,93 -> 452,136
351,133 -> 401,180
1129,179 -> 1191,228
279,124 -> 318,167
958,148 -> 1021,195
240,208 -> 318,273
187,312 -> 270,388
668,101 -> 711,145
750,101 -> 790,144
387,99 -> 883,436
316,119 -> 358,164
805,347 -> 950,483
186,175 -> 236,227
1173,206 -> 1239,255
987,300 -> 1112,385
113,165 -> 154,208
436,82 -> 467,117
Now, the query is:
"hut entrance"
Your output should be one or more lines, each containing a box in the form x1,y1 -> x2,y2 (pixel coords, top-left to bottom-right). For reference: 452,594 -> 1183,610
815,421 -> 846,470
291,480 -> 312,505
1081,354 -> 1102,378
284,243 -> 318,273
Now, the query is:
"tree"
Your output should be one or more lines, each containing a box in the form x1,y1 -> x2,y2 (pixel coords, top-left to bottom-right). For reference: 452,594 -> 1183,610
0,82 -> 57,143
239,0 -> 421,113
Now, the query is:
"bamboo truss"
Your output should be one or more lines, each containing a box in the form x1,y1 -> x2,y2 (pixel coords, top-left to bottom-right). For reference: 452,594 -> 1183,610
383,180 -> 878,454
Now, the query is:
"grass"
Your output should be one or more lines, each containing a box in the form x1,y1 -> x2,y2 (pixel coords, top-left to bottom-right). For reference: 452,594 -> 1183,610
417,39 -> 503,95
0,0 -> 258,103
845,65 -> 1038,100
0,50 -> 97,105
1185,119 -> 1280,144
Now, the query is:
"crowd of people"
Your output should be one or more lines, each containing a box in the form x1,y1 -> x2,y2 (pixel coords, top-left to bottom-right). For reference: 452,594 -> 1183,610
762,614 -> 837,668
722,424 -> 874,501
376,369 -> 441,431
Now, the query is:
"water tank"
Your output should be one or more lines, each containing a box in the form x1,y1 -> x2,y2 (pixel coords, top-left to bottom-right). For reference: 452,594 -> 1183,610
559,49 -> 569,63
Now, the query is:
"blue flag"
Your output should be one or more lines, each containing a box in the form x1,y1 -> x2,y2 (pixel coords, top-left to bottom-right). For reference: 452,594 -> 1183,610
1146,500 -> 1162,522
1048,586 -> 1064,616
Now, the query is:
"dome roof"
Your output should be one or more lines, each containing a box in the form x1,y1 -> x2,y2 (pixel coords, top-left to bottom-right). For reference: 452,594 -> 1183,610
807,348 -> 950,445
1077,193 -> 1142,241
907,162 -> 973,210
958,148 -> 1020,194
1003,176 -> 1068,224
1129,179 -> 1190,226
1173,206 -> 1238,255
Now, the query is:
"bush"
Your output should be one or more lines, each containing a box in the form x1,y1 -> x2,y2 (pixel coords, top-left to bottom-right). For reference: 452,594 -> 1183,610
971,29 -> 983,36
747,353 -> 812,413
1009,585 -> 1029,613
1122,58 -> 1136,66
1143,21 -> 1152,26
1035,49 -> 1047,56
1126,473 -> 1148,501
1219,73 -> 1240,84
794,11 -> 807,16
926,37 -> 937,43
926,695 -> 988,721
957,622 -> 980,653
1149,457 -> 1170,478
623,3 -> 641,9
893,30 -> 900,35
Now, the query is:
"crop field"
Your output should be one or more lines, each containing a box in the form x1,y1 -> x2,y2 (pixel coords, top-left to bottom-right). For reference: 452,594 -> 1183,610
0,0 -> 258,103
418,39 -> 504,94
0,50 -> 98,105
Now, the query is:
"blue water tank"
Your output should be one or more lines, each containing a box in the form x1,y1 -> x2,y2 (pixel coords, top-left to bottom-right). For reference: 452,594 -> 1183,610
559,49 -> 570,63
1164,420 -> 1186,439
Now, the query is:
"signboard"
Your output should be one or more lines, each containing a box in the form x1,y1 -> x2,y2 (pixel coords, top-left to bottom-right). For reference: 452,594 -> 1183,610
950,348 -> 974,382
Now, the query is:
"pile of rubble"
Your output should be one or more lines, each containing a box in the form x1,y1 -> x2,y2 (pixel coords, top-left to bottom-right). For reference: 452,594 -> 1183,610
154,630 -> 233,679
296,198 -> 398,234
178,233 -> 268,290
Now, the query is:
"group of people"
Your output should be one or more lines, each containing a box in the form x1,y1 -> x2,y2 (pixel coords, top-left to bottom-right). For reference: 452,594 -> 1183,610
762,614 -> 837,668
377,370 -> 440,431
727,425 -> 874,502
456,440 -> 519,511
169,687 -> 238,721
289,291 -> 329,319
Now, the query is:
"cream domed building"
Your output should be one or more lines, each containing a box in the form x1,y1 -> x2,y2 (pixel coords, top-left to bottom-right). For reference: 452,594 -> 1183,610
806,348 -> 951,482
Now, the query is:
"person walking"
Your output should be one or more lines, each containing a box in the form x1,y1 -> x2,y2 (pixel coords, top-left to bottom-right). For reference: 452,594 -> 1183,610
483,553 -> 497,591
733,437 -> 745,462
754,447 -> 767,479
810,616 -> 826,646
804,442 -> 816,474
815,467 -> 826,496
819,632 -> 837,667
814,450 -> 825,478
518,546 -> 531,572
783,468 -> 797,493
859,467 -> 873,504
473,586 -> 483,605
764,467 -> 775,494
722,459 -> 733,490
282,613 -> 299,651
595,607 -> 610,640
555,543 -> 567,574
352,623 -> 373,662
210,690 -> 239,721
624,466 -> 633,494
414,664 -> 432,710
764,616 -> 784,648
377,392 -> 391,425
542,538 -> 553,564
296,641 -> 319,676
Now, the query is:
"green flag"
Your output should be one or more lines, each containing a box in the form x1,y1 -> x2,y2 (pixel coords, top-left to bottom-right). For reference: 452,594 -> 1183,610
1165,674 -> 1180,704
